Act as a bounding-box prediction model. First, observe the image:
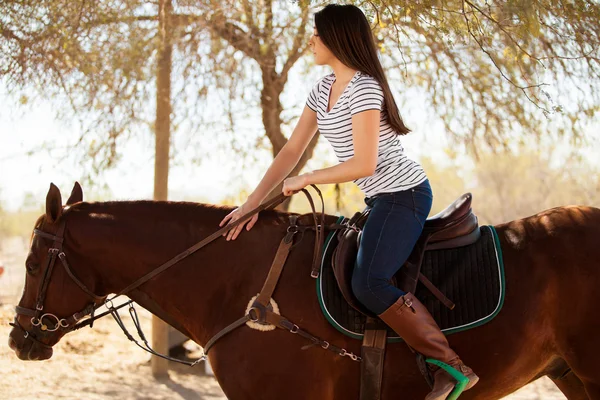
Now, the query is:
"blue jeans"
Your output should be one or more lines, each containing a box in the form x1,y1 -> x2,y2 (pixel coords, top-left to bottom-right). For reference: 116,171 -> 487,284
351,179 -> 433,314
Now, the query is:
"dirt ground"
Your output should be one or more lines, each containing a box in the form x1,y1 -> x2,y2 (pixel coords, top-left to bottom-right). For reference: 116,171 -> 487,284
0,302 -> 566,400
0,236 -> 567,399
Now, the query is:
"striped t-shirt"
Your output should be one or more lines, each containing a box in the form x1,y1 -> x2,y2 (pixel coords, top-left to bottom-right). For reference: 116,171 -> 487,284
306,70 -> 427,197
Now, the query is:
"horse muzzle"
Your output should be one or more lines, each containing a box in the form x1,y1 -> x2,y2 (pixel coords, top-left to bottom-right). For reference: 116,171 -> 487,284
8,325 -> 54,361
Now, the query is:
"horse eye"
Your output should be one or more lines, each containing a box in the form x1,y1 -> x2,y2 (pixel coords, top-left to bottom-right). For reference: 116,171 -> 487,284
25,262 -> 36,274
26,261 -> 38,274
25,253 -> 39,274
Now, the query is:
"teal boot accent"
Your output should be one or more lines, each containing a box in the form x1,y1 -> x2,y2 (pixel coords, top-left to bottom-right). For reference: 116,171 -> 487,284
426,359 -> 469,400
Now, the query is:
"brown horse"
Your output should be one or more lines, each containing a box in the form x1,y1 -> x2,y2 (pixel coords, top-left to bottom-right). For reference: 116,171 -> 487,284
7,183 -> 600,399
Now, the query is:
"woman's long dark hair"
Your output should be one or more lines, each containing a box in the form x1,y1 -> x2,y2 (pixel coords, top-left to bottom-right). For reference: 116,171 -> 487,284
314,4 -> 410,135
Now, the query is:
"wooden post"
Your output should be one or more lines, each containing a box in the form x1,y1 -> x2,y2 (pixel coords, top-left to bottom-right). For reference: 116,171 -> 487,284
152,0 -> 173,379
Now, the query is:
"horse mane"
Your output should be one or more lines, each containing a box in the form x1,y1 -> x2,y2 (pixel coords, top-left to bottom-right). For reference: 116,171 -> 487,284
60,200 -> 292,231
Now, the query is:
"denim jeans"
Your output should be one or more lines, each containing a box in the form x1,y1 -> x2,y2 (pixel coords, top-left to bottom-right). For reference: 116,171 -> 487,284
351,179 -> 433,314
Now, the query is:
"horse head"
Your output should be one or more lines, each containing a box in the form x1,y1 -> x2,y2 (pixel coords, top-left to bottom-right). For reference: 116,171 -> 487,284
8,182 -> 103,361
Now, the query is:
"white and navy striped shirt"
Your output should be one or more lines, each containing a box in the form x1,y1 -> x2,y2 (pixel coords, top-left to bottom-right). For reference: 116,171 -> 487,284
306,70 -> 427,197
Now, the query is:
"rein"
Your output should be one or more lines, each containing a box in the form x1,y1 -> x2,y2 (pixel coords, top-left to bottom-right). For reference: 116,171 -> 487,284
11,185 -> 356,365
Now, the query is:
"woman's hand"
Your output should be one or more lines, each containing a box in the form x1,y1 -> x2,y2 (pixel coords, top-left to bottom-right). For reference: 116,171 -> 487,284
219,198 -> 261,241
282,174 -> 309,196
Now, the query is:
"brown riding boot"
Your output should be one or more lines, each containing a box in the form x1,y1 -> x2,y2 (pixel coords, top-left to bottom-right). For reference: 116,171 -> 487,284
378,293 -> 479,400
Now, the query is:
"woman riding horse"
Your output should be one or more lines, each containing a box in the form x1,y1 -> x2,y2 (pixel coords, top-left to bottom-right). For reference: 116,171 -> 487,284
218,4 -> 478,399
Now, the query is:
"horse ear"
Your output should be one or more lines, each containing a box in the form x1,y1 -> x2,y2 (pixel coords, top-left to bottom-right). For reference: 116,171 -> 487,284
66,181 -> 83,205
45,183 -> 63,223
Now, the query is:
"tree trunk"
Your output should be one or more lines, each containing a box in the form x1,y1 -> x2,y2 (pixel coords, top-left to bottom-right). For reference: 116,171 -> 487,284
152,0 -> 172,379
260,72 -> 320,211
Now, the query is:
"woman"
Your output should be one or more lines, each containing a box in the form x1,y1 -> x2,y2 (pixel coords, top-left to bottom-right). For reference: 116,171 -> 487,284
219,4 -> 478,399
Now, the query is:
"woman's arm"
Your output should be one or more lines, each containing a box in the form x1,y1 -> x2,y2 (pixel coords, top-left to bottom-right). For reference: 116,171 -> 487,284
301,109 -> 379,186
248,105 -> 319,204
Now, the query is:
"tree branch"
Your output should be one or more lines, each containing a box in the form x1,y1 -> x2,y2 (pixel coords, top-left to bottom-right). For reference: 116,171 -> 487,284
207,10 -> 261,60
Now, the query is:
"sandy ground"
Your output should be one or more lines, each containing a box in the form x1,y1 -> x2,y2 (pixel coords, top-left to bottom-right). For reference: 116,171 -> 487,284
0,303 -> 567,400
0,236 -> 567,399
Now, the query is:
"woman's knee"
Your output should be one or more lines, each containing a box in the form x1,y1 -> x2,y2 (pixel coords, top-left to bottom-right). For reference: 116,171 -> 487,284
352,271 -> 385,313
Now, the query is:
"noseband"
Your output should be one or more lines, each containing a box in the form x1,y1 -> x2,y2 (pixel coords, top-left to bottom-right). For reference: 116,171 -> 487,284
10,220 -> 106,347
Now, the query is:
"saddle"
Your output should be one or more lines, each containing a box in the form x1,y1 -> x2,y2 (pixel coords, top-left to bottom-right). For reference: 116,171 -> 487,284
331,193 -> 480,318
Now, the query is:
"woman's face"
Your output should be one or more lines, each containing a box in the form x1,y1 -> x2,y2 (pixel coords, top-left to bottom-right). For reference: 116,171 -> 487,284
309,27 -> 334,66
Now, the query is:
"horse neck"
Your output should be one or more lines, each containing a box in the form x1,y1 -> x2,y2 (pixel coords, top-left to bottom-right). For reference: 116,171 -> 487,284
65,201 -> 292,346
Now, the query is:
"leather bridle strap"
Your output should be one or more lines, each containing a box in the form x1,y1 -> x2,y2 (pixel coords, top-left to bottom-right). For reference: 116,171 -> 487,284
114,190 -> 292,297
34,222 -> 66,314
297,186 -> 326,278
57,253 -> 105,302
239,214 -> 360,362
13,185 -> 348,365
115,185 -> 325,297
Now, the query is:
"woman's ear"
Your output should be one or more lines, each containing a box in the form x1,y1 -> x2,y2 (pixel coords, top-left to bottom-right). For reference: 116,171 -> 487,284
45,183 -> 63,223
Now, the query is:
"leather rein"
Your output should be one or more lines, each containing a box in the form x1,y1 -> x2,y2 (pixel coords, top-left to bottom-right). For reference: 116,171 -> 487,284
11,186 -> 357,364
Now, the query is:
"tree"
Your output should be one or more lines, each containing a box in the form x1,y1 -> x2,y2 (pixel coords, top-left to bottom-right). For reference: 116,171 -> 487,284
362,0 -> 599,153
0,0 -> 317,208
1,0 -> 314,376
2,1 -> 599,209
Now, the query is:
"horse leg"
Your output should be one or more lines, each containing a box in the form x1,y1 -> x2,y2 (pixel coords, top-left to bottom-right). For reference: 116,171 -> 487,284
555,312 -> 600,398
581,381 -> 600,399
549,371 -> 588,400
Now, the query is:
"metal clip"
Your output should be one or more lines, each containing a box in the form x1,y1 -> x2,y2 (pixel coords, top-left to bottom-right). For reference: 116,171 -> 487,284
191,354 -> 207,366
104,298 -> 115,310
339,348 -> 361,362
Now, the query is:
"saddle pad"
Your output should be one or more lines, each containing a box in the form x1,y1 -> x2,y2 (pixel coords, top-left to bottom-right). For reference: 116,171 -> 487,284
316,220 -> 505,342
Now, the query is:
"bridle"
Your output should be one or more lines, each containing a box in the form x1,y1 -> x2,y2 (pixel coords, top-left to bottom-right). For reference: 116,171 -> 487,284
10,219 -> 107,349
10,187 -> 358,364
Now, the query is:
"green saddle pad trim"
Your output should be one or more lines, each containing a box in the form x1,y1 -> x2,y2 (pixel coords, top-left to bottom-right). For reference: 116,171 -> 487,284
316,218 -> 506,343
